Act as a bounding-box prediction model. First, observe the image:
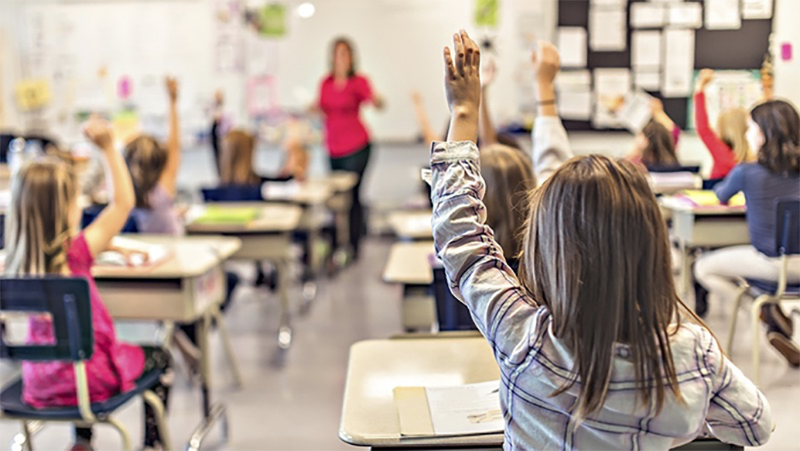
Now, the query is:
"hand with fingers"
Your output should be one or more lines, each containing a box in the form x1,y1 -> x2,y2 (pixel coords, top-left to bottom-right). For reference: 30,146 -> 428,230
166,76 -> 179,103
444,29 -> 482,143
83,115 -> 115,152
531,41 -> 560,117
695,69 -> 715,93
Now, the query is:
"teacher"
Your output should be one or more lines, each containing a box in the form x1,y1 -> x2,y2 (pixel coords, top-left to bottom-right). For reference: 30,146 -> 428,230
317,37 -> 384,261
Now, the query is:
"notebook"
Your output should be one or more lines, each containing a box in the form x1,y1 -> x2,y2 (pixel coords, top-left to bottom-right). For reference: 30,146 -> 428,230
676,190 -> 746,208
192,206 -> 259,225
393,380 -> 503,437
96,237 -> 170,268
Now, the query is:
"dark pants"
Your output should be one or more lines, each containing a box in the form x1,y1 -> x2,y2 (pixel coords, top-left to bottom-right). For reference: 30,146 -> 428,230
75,347 -> 171,447
210,120 -> 221,176
330,143 -> 371,259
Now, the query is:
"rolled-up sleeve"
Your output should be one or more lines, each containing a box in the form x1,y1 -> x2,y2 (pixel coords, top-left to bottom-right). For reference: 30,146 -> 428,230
532,116 -> 573,186
430,141 -> 544,365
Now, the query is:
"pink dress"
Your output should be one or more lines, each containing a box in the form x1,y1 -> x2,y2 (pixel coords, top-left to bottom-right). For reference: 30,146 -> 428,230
318,74 -> 374,158
22,233 -> 145,408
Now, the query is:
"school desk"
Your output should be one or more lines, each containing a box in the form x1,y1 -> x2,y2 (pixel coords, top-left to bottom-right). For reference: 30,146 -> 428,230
387,210 -> 433,240
383,241 -> 437,331
339,337 -> 501,448
185,202 -> 303,350
91,235 -> 241,451
660,196 -> 749,296
340,337 -> 744,451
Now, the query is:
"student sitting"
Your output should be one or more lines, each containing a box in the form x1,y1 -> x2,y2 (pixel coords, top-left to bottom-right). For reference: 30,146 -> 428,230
5,117 -> 171,450
694,69 -> 753,179
694,99 -> 800,365
431,30 -> 772,449
628,99 -> 681,170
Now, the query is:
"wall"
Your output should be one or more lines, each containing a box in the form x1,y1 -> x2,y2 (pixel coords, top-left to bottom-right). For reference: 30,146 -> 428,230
773,0 -> 800,105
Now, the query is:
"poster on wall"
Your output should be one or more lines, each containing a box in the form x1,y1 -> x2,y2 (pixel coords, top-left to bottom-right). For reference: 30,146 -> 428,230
688,70 -> 763,131
474,0 -> 500,27
215,0 -> 243,73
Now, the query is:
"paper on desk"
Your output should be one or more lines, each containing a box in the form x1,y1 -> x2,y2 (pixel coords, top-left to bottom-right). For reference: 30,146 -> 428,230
676,190 -> 746,208
557,27 -> 587,68
667,3 -> 703,29
426,380 -> 503,436
589,7 -> 627,52
742,0 -> 772,19
631,3 -> 665,28
632,30 -> 662,69
593,68 -> 631,128
662,29 -> 695,98
96,237 -> 170,268
262,181 -> 300,199
635,71 -> 661,91
705,0 -> 741,30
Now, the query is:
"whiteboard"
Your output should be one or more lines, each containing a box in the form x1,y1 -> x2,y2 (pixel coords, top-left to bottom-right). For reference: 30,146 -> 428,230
8,0 -> 555,142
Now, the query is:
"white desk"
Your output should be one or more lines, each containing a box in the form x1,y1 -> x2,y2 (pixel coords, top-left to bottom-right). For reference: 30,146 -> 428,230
660,197 -> 749,296
383,241 -> 437,332
340,337 -> 501,448
387,210 -> 433,241
185,202 -> 303,349
92,235 -> 241,451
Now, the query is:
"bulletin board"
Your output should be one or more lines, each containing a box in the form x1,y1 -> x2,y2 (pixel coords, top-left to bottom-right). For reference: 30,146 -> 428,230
556,0 -> 774,131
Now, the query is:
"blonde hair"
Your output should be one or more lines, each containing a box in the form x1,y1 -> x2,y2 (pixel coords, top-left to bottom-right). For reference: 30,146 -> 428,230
4,158 -> 77,275
220,130 -> 260,185
717,108 -> 752,163
480,144 -> 535,261
124,136 -> 167,209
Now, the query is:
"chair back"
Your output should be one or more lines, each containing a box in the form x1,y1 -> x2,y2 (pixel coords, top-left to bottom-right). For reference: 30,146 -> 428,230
201,185 -> 263,203
81,205 -> 139,233
0,277 -> 93,362
647,165 -> 701,174
776,199 -> 800,256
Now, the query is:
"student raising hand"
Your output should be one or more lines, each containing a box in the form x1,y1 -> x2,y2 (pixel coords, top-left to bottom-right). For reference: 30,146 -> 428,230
444,30 -> 481,143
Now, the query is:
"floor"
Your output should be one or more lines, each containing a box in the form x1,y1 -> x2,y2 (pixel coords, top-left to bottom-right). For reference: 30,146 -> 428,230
1,137 -> 799,450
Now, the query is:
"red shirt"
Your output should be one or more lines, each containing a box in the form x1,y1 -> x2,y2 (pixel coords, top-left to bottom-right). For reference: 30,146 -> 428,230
694,91 -> 737,179
319,74 -> 374,158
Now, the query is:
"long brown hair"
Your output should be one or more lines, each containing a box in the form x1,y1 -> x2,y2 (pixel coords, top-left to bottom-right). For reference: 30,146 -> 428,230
124,135 -> 167,209
4,158 -> 77,275
751,100 -> 800,174
480,144 -> 535,261
330,37 -> 357,78
641,120 -> 678,167
521,155 -> 687,421
220,130 -> 260,186
717,108 -> 752,163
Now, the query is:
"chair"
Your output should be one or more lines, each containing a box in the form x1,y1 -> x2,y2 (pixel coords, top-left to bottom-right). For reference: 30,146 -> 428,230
0,277 -> 172,450
201,185 -> 263,203
81,204 -> 139,234
702,178 -> 725,190
647,165 -> 702,174
727,199 -> 800,385
432,267 -> 478,332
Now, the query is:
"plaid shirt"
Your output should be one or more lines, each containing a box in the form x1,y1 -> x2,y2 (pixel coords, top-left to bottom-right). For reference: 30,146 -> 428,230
429,139 -> 773,451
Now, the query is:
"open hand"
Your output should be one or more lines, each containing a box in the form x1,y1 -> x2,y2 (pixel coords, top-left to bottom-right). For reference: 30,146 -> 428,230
531,40 -> 560,86
83,115 -> 114,151
696,69 -> 714,92
443,30 -> 481,115
481,58 -> 497,88
650,97 -> 665,113
166,76 -> 179,102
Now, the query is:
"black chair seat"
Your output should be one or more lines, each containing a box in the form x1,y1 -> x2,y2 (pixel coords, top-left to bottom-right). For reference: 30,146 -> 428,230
0,366 -> 163,419
746,278 -> 800,296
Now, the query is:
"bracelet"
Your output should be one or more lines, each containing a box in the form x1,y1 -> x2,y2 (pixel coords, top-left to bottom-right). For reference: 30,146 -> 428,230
537,99 -> 556,106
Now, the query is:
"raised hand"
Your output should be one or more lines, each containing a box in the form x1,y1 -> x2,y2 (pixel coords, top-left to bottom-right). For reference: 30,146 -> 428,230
83,115 -> 114,151
481,57 -> 497,88
531,40 -> 560,86
166,76 -> 179,103
696,69 -> 714,92
444,30 -> 481,117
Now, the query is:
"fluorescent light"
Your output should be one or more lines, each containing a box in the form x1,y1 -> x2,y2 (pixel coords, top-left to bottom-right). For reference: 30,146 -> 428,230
297,2 -> 315,18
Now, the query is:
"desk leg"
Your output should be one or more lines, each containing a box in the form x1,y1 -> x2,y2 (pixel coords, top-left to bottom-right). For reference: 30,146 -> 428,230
213,307 -> 243,387
302,223 -> 320,311
334,191 -> 353,268
185,312 -> 229,451
276,257 -> 293,350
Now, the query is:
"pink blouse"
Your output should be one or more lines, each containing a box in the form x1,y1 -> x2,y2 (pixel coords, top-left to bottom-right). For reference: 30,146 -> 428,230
23,233 -> 145,408
319,74 -> 374,158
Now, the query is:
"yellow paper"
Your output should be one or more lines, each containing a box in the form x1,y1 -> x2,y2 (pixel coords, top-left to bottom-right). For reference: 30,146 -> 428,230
681,190 -> 745,207
15,79 -> 52,110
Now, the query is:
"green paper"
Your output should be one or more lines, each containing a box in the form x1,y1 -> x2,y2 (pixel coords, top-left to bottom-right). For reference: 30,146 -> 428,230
475,0 -> 499,27
260,3 -> 287,37
194,207 -> 259,225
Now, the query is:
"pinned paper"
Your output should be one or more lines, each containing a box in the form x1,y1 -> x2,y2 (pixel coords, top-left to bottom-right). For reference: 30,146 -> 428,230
15,79 -> 52,110
557,28 -> 587,68
475,0 -> 500,27
667,3 -> 703,29
247,76 -> 278,116
259,3 -> 287,37
662,29 -> 695,98
632,31 -> 662,69
111,110 -> 141,147
742,0 -> 773,19
589,6 -> 627,51
118,76 -> 133,100
631,3 -> 665,28
782,43 -> 793,62
705,0 -> 741,30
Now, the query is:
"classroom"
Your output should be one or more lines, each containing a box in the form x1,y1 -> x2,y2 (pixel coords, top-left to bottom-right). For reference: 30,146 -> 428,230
0,0 -> 798,449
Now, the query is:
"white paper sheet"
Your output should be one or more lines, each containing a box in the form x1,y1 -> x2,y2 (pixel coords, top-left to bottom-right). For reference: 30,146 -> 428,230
593,68 -> 631,127
590,0 -> 626,5
557,70 -> 592,87
635,71 -> 661,90
426,381 -> 503,436
742,0 -> 773,19
667,3 -> 703,29
705,0 -> 741,30
589,7 -> 627,52
632,31 -> 662,69
557,27 -> 588,68
617,91 -> 654,133
631,3 -> 665,28
662,29 -> 695,97
559,91 -> 593,120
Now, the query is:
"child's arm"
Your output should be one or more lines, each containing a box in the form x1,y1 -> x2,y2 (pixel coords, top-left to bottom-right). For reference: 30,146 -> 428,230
531,41 -> 572,185
82,116 -> 136,257
411,92 -> 441,144
694,70 -> 736,174
159,77 -> 181,197
478,60 -> 499,145
434,30 -> 541,365
651,97 -> 680,143
714,165 -> 745,203
703,330 -> 773,446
